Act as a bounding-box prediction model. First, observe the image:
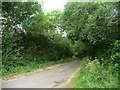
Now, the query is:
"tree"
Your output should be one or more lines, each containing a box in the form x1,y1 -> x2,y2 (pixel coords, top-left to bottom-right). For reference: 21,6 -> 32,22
2,2 -> 43,70
62,2 -> 98,41
62,2 -> 119,61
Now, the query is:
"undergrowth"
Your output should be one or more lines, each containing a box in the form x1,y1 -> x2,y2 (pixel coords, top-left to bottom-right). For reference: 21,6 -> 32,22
2,58 -> 73,79
66,57 -> 119,88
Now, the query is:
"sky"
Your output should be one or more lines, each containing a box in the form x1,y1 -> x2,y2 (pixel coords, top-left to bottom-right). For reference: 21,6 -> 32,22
38,0 -> 68,12
37,0 -> 68,37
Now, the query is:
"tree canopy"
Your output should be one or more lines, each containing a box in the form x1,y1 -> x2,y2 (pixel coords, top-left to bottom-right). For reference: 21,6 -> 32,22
2,2 -> 120,87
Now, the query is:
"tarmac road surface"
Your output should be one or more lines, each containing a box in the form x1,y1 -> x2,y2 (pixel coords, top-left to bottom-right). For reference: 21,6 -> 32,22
2,60 -> 81,88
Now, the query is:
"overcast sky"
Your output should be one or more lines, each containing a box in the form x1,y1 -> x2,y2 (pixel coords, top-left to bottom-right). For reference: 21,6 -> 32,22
38,0 -> 67,12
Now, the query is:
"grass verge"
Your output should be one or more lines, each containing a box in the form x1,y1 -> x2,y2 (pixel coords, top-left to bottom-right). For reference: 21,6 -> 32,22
66,57 -> 119,88
2,58 -> 73,79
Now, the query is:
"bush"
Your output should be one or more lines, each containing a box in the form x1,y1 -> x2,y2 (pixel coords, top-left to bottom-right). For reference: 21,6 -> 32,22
72,58 -> 119,88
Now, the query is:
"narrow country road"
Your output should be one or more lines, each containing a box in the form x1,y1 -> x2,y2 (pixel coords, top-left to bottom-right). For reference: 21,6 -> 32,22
2,60 -> 81,88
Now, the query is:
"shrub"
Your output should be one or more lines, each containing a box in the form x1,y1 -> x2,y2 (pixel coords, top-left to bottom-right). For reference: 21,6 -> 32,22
72,58 -> 119,88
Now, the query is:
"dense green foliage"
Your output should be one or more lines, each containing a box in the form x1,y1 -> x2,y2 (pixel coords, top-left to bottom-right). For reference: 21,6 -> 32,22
2,2 -> 72,76
2,1 -> 119,87
66,58 -> 119,88
62,2 -> 120,88
63,2 -> 119,60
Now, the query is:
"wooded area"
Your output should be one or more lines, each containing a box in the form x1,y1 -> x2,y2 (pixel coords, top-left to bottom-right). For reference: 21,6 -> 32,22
2,1 -> 120,88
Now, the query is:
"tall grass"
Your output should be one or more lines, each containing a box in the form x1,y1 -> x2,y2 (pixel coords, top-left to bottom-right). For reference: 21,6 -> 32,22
66,57 -> 119,88
2,58 -> 73,79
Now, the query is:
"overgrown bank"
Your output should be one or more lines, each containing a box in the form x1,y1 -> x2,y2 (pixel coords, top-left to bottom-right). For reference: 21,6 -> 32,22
66,58 -> 119,88
2,2 -> 73,78
2,58 -> 73,79
62,2 -> 120,88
